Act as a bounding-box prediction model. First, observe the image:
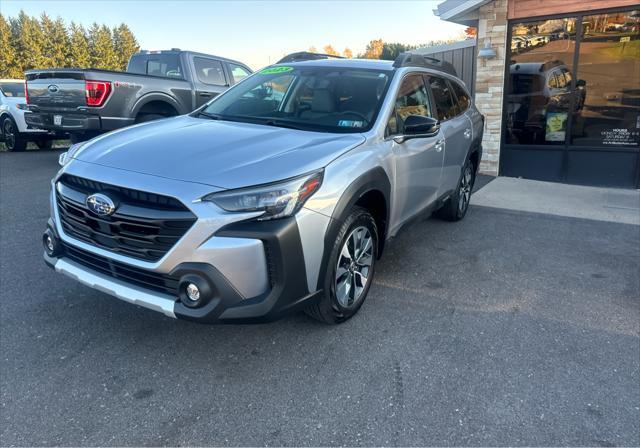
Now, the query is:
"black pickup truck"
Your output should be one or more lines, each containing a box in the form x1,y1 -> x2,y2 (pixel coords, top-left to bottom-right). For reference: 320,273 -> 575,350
24,49 -> 252,142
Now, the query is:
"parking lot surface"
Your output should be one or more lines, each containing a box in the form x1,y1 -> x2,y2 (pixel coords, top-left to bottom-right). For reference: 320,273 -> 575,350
1,150 -> 639,446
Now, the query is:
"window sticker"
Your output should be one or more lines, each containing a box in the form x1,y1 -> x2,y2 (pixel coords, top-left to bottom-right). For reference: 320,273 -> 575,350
338,120 -> 364,128
260,66 -> 294,75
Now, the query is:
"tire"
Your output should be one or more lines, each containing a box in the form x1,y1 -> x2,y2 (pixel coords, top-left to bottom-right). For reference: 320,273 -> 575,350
437,158 -> 475,222
2,117 -> 27,152
305,206 -> 378,324
135,113 -> 165,124
35,139 -> 53,150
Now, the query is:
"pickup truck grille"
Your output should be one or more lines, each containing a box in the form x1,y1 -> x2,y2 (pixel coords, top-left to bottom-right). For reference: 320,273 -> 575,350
63,243 -> 179,295
56,174 -> 196,262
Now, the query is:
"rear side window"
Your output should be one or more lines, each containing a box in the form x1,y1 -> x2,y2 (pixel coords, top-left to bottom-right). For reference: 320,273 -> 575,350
194,57 -> 227,86
387,74 -> 433,136
0,83 -> 25,97
450,80 -> 470,113
428,76 -> 457,121
229,63 -> 251,83
128,54 -> 183,79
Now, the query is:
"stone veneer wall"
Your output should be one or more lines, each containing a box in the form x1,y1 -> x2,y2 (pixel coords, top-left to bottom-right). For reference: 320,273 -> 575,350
474,0 -> 508,175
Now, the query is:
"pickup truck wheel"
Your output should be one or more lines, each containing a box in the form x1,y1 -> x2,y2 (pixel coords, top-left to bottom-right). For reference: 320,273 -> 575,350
305,206 -> 377,324
437,158 -> 475,222
35,139 -> 53,150
2,117 -> 27,152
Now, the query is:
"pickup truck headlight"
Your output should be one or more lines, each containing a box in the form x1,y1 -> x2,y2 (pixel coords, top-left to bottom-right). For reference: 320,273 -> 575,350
202,171 -> 323,221
58,142 -> 86,166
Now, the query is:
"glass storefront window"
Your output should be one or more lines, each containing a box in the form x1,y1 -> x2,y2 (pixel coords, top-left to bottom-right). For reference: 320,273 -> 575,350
506,18 -> 578,145
570,10 -> 640,148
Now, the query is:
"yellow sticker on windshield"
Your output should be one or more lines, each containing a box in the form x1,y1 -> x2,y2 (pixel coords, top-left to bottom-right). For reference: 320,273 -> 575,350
260,66 -> 294,75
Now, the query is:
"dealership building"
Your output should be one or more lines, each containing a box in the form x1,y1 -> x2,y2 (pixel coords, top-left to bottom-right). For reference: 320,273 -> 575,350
433,0 -> 639,188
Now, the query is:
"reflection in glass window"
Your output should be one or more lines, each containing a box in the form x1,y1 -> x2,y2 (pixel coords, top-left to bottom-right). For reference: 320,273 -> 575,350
506,18 -> 577,145
387,74 -> 432,135
428,76 -> 457,121
570,10 -> 640,148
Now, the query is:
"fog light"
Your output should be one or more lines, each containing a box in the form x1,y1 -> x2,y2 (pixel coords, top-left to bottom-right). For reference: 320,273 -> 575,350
43,229 -> 62,257
185,283 -> 200,302
178,274 -> 213,308
45,235 -> 54,252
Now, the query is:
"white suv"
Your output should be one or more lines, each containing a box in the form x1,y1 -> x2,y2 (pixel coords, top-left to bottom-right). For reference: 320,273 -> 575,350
0,79 -> 56,151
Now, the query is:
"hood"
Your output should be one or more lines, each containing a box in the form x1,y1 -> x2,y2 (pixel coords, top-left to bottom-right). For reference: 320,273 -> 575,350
73,115 -> 366,189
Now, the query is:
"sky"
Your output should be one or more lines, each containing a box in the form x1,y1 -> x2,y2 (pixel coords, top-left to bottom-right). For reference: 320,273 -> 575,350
1,0 -> 465,69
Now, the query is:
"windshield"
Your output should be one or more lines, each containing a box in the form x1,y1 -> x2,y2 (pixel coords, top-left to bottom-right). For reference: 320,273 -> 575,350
198,66 -> 393,133
0,83 -> 25,97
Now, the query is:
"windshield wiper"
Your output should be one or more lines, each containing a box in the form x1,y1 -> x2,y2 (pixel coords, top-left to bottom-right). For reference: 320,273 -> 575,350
197,111 -> 224,120
260,119 -> 307,131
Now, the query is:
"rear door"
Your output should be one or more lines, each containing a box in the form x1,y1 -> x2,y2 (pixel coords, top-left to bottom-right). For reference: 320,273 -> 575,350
191,56 -> 230,107
387,73 -> 445,227
426,75 -> 471,194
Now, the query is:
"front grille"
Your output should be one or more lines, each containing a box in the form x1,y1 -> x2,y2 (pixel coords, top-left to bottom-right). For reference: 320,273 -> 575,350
56,174 -> 196,262
63,243 -> 179,295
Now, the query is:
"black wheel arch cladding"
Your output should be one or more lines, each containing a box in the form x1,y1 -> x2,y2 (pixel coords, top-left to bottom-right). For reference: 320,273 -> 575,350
316,166 -> 390,291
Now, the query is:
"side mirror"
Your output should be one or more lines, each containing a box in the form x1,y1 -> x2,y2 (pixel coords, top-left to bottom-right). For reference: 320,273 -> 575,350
576,79 -> 586,87
394,115 -> 440,143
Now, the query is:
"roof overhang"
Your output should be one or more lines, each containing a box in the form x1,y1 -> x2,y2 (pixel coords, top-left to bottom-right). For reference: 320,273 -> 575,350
433,0 -> 493,26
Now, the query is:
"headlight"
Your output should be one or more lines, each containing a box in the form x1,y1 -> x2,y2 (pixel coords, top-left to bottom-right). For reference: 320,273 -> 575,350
203,171 -> 323,221
58,142 -> 86,166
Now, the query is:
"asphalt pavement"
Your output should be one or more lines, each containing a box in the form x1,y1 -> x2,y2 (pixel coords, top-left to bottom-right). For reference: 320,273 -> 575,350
1,149 -> 638,446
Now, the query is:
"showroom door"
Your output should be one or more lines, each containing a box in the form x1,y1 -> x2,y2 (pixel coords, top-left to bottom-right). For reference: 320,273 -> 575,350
500,7 -> 640,188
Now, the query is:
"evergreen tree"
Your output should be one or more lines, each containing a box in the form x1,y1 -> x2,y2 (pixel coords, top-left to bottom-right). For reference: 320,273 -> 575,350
88,23 -> 118,69
112,24 -> 139,70
40,13 -> 69,68
0,14 -> 17,78
67,22 -> 90,68
10,10 -> 46,74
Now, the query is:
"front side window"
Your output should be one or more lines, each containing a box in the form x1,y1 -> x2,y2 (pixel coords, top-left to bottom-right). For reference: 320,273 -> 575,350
194,57 -> 227,86
387,74 -> 432,135
428,76 -> 457,121
199,66 -> 392,133
229,63 -> 250,83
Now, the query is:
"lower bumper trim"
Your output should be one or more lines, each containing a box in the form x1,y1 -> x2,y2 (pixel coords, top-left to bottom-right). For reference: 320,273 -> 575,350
48,255 -> 176,318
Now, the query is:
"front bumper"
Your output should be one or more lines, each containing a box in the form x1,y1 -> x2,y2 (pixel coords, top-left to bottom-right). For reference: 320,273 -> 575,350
44,162 -> 330,323
44,217 -> 323,324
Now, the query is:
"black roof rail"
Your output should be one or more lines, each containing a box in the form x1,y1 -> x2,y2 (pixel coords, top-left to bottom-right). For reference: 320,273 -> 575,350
393,52 -> 457,77
277,51 -> 345,64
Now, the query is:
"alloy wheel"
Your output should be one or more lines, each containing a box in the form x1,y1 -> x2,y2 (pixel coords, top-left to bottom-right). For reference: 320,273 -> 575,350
335,226 -> 374,308
3,120 -> 15,150
458,164 -> 472,214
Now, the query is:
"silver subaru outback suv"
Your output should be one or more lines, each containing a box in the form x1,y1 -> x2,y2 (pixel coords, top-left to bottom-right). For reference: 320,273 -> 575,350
44,52 -> 483,324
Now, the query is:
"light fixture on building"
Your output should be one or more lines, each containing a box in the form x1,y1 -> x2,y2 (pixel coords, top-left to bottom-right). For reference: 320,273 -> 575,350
478,41 -> 497,59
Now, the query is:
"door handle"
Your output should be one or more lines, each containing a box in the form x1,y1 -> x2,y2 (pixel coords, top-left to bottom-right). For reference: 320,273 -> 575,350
435,139 -> 445,152
199,92 -> 212,97
464,128 -> 472,139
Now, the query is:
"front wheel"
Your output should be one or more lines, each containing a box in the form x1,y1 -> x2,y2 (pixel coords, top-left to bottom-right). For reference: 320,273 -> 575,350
305,206 -> 378,324
437,158 -> 475,221
2,117 -> 27,152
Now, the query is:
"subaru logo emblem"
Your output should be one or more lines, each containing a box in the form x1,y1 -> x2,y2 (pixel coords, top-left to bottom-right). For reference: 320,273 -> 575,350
47,84 -> 59,93
86,193 -> 116,216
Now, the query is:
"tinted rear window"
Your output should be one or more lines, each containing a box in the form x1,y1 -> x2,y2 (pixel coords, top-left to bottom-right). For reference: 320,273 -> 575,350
428,76 -> 457,121
127,54 -> 183,79
0,83 -> 25,97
